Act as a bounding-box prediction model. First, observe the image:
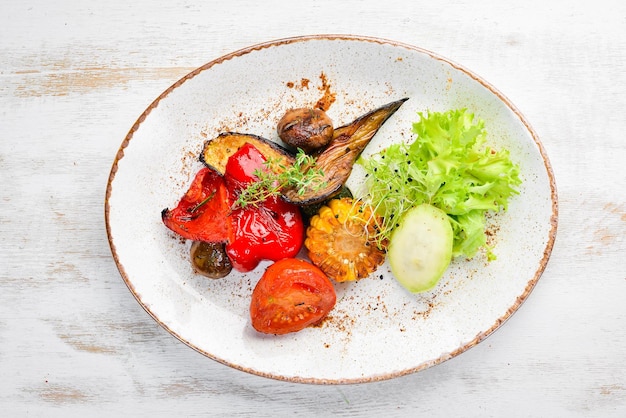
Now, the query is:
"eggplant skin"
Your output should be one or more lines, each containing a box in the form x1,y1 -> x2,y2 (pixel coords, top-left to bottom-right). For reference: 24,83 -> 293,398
299,185 -> 353,221
200,132 -> 295,174
282,97 -> 408,205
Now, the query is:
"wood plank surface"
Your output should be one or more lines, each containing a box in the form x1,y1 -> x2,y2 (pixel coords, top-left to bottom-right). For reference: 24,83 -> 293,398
1,0 -> 625,416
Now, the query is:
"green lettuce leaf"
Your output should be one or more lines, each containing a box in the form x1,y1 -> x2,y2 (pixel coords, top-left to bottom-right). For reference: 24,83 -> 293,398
357,108 -> 521,259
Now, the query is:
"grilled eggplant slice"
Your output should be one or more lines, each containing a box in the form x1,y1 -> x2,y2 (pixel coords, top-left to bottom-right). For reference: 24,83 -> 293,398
282,98 -> 408,205
200,132 -> 295,174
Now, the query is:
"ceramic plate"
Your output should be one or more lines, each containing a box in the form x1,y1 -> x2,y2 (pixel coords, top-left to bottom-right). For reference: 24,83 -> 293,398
105,35 -> 558,384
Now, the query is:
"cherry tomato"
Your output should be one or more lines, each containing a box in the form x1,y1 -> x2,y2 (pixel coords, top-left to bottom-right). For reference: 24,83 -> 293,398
250,258 -> 336,335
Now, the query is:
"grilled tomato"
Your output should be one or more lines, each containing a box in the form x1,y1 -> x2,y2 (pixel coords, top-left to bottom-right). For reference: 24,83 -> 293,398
250,258 -> 336,335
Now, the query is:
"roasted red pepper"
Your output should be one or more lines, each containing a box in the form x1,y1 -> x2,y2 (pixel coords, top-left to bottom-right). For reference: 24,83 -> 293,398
161,167 -> 231,243
162,143 -> 304,273
224,143 -> 304,272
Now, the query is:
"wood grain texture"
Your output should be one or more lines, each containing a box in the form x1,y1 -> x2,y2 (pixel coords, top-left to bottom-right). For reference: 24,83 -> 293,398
1,0 -> 625,416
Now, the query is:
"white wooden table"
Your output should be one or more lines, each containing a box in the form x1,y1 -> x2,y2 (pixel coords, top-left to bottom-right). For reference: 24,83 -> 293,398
2,1 -> 625,416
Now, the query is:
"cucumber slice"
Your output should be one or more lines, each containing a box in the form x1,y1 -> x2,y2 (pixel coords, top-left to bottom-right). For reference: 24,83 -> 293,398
388,204 -> 453,293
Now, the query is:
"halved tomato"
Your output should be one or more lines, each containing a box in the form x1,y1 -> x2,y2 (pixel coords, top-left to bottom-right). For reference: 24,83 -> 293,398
250,258 -> 336,335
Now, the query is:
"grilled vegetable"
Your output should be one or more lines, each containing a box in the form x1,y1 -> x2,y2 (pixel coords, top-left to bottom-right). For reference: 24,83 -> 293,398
282,98 -> 408,205
200,132 -> 295,174
250,258 -> 336,335
233,149 -> 327,209
388,204 -> 453,293
305,197 -> 387,282
163,143 -> 304,274
161,167 -> 231,243
190,241 -> 232,279
277,108 -> 334,153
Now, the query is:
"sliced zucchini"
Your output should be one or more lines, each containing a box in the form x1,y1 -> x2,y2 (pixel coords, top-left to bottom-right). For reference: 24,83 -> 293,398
388,204 -> 453,293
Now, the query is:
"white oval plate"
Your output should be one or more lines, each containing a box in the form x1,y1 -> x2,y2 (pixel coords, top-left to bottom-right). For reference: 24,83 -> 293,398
105,35 -> 558,384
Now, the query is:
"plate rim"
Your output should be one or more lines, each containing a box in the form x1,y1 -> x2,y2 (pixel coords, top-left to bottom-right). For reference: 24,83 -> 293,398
104,34 -> 559,384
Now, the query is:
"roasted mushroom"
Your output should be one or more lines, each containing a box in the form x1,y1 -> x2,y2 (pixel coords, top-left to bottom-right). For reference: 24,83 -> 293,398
277,108 -> 334,153
190,241 -> 233,279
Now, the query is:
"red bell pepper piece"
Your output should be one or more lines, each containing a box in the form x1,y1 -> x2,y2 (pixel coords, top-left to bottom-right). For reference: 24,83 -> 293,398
161,167 -> 231,243
224,143 -> 304,272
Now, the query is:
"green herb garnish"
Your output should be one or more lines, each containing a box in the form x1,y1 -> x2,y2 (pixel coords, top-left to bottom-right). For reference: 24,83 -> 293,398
234,149 -> 327,208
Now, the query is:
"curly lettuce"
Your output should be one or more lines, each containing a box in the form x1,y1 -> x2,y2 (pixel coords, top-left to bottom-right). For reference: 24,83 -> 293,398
357,108 -> 521,259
